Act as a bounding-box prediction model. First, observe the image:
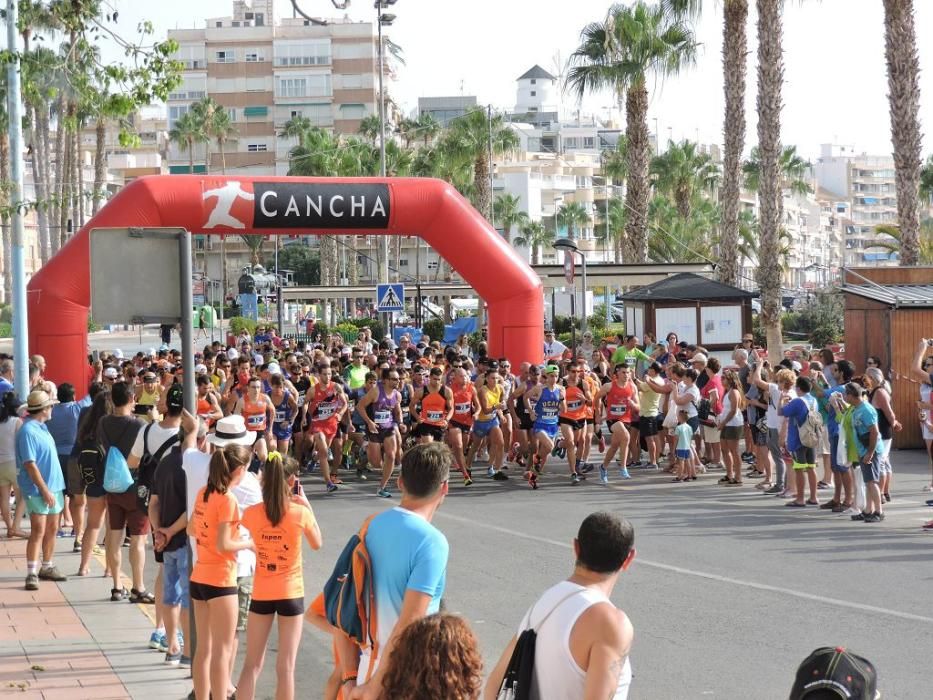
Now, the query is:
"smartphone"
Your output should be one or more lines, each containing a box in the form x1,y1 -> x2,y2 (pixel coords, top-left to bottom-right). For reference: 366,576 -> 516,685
292,479 -> 301,496
92,350 -> 100,363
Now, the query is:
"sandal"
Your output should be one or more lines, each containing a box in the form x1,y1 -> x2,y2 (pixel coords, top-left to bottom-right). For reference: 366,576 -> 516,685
7,529 -> 28,539
130,588 -> 156,604
785,501 -> 806,507
110,587 -> 129,601
805,499 -> 820,505
755,481 -> 773,490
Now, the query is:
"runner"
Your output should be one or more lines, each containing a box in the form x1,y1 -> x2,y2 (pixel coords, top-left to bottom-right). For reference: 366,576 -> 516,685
579,362 -> 602,471
498,359 -> 517,464
236,453 -> 322,700
447,368 -> 479,486
596,365 -> 638,483
466,370 -> 508,481
509,363 -> 538,468
411,367 -> 454,445
307,364 -> 348,493
268,374 -> 299,455
356,368 -> 405,498
195,375 -> 223,428
234,377 -> 275,463
135,371 -> 163,424
526,366 -> 566,489
558,365 -> 591,484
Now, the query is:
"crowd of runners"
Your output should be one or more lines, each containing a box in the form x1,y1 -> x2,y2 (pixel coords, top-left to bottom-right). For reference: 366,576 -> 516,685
0,323 -> 930,699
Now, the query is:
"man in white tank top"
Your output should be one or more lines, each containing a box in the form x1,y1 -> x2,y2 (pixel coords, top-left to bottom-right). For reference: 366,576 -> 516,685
484,512 -> 636,700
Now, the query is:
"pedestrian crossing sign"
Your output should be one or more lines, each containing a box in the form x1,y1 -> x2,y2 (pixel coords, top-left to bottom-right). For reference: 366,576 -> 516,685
376,283 -> 405,312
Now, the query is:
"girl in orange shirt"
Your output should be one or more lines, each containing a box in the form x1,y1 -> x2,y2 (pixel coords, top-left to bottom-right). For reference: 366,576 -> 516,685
237,454 -> 322,700
187,444 -> 254,700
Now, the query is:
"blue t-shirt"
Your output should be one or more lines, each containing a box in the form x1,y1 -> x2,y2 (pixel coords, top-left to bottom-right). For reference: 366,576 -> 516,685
674,422 -> 694,450
824,385 -> 846,438
851,401 -> 879,459
365,506 -> 448,659
0,377 -> 13,402
46,397 -> 92,456
15,418 -> 65,497
781,394 -> 817,453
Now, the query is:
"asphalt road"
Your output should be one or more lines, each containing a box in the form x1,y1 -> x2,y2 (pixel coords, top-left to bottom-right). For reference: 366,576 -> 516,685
238,448 -> 933,700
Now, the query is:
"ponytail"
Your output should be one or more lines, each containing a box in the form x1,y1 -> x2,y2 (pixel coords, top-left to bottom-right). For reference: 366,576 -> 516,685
204,444 -> 252,502
261,451 -> 289,526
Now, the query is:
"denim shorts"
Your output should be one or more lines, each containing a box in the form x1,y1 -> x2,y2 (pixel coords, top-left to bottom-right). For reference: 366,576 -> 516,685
162,547 -> 190,609
860,453 -> 882,483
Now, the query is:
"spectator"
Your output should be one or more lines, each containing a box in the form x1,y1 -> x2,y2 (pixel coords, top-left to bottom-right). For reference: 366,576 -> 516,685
0,391 -> 25,539
789,646 -> 878,700
864,367 -> 901,503
381,614 -> 483,700
543,330 -> 567,362
843,382 -> 883,523
779,376 -> 821,508
47,383 -> 92,548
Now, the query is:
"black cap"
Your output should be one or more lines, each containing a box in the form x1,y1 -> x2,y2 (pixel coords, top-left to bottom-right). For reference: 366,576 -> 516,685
166,384 -> 185,411
789,647 -> 878,700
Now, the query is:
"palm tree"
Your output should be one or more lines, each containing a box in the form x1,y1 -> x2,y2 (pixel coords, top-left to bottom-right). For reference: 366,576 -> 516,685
414,112 -> 441,146
357,114 -> 382,146
192,97 -> 222,172
733,208 -> 792,273
755,0 -> 785,360
444,108 -> 519,222
595,196 -> 627,262
493,193 -> 527,244
882,0 -> 922,266
647,195 -> 717,263
869,221 -> 933,263
279,115 -> 312,140
556,201 -> 591,239
169,111 -> 203,174
210,109 -> 237,175
743,145 -> 811,195
921,154 -> 933,206
240,235 -> 267,266
514,220 -> 554,265
567,2 -> 698,262
650,140 -> 720,220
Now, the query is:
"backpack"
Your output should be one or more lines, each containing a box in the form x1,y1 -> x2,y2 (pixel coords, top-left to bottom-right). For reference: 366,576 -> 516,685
77,438 -> 105,486
798,398 -> 824,448
323,514 -> 379,680
135,423 -> 180,511
100,419 -> 136,494
496,589 -> 585,700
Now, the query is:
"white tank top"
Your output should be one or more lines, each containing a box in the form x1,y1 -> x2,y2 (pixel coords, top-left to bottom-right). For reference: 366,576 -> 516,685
719,391 -> 745,427
520,580 -> 632,699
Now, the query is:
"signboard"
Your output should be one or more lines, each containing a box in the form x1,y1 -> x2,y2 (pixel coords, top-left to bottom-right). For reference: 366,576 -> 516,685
376,283 -> 405,312
253,182 -> 390,229
193,278 -> 206,306
564,254 -> 575,285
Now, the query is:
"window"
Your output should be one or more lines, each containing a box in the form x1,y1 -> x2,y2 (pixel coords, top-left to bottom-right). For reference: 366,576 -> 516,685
168,104 -> 190,129
531,79 -> 537,84
277,78 -> 307,98
254,13 -> 264,26
339,104 -> 365,119
341,74 -> 363,89
227,108 -> 237,121
583,137 -> 595,149
215,21 -> 222,27
530,91 -> 536,97
247,143 -> 268,152
245,76 -> 267,92
290,109 -> 303,118
232,21 -> 240,27
245,50 -> 265,62
215,50 -> 236,63
275,40 -> 332,66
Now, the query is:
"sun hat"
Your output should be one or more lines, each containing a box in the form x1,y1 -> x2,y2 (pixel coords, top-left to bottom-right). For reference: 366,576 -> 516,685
207,415 -> 257,447
267,362 -> 282,375
20,390 -> 59,413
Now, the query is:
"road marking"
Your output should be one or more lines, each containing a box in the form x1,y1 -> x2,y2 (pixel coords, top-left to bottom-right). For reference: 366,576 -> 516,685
435,511 -> 933,626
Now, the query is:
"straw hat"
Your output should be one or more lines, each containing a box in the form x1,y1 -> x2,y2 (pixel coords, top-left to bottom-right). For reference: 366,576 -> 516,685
20,390 -> 59,413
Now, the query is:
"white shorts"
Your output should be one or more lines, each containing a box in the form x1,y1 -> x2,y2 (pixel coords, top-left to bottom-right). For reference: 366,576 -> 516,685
922,421 -> 933,442
703,425 -> 721,444
818,427 -> 831,456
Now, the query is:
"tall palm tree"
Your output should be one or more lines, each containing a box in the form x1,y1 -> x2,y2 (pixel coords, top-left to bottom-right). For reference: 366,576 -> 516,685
650,140 -> 720,220
493,193 -> 527,244
733,208 -> 792,273
567,2 -> 698,262
601,134 -> 628,185
169,111 -> 203,174
279,115 -> 312,140
210,109 -> 237,175
357,114 -> 382,146
743,145 -> 811,195
414,112 -> 441,146
513,220 -> 554,265
192,97 -> 222,172
755,0 -> 785,360
882,0 -> 922,266
595,196 -> 627,262
921,155 -> 933,206
647,194 -> 717,263
870,221 -> 933,263
556,201 -> 591,239
444,108 -> 519,222
716,0 -> 749,285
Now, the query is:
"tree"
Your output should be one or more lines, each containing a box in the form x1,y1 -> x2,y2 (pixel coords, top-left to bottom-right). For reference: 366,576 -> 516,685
567,2 -> 698,262
240,235 -> 267,266
169,111 -> 203,174
647,195 -> 717,263
869,221 -> 933,264
719,0 -> 748,287
650,139 -> 719,220
882,0 -> 922,266
921,154 -> 933,206
358,114 -> 382,146
444,108 -> 519,222
414,112 -> 441,146
601,135 -> 628,184
743,145 -> 811,195
513,220 -> 554,265
492,193 -> 527,244
595,196 -> 627,262
755,0 -> 785,362
556,201 -> 591,239
265,244 -> 320,285
192,97 -> 222,172
209,108 -> 237,175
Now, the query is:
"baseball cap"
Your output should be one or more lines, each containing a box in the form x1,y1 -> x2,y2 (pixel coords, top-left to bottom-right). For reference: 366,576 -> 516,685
691,353 -> 708,364
195,363 -> 208,374
544,365 -> 560,375
789,647 -> 878,700
103,367 -> 119,379
113,349 -> 124,359
227,348 -> 239,361
268,362 -> 282,375
791,360 -> 803,373
166,384 -> 185,411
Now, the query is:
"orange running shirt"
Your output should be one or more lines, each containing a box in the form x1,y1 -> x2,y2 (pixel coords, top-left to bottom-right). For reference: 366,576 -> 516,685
190,488 -> 239,588
241,501 -> 316,601
560,385 -> 588,420
452,385 -> 475,426
420,388 -> 449,427
583,375 -> 599,420
242,396 -> 268,432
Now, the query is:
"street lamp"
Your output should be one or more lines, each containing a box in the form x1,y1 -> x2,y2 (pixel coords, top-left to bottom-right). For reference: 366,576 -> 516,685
553,237 -> 587,351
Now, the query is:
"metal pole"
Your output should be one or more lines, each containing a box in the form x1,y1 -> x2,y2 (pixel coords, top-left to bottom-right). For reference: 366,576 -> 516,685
209,277 -> 215,343
275,236 -> 283,336
569,287 -> 576,356
219,236 -> 226,343
580,251 -> 588,336
6,0 -> 28,395
487,104 -> 494,222
377,9 -> 387,284
179,231 -> 195,413
605,184 -> 610,262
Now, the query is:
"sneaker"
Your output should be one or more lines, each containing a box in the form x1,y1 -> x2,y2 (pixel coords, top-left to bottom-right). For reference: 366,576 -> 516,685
850,512 -> 865,521
599,466 -> 608,485
487,467 -> 496,478
647,463 -> 659,471
179,656 -> 191,668
883,493 -> 891,503
24,573 -> 39,591
356,469 -> 367,481
38,565 -> 67,582
463,476 -> 473,486
376,488 -> 392,498
580,462 -> 595,474
764,485 -> 782,495
741,452 -> 755,462
619,468 -> 632,480
149,631 -> 166,650
122,536 -> 131,548
492,471 -> 509,481
862,512 -> 880,523
164,651 -> 182,666
326,481 -> 339,493
831,504 -> 847,513
571,473 -> 581,485
842,506 -> 861,516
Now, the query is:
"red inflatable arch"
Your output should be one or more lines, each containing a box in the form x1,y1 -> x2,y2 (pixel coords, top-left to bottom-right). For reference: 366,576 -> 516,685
27,175 -> 543,392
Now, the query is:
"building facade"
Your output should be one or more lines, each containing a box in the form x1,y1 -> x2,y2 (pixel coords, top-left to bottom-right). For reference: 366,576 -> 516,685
418,95 -> 477,127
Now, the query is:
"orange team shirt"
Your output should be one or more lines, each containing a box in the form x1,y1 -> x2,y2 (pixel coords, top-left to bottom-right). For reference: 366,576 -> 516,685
190,488 -> 239,588
583,375 -> 599,420
241,501 -> 316,601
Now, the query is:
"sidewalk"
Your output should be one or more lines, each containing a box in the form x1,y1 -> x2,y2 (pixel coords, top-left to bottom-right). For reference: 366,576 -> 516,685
0,536 -> 191,700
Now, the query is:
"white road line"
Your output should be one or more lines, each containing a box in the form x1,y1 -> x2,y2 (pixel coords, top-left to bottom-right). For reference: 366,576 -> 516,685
435,511 -> 933,626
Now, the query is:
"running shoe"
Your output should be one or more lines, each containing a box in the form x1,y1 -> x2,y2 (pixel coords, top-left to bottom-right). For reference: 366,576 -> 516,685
619,467 -> 632,480
862,512 -> 881,523
533,455 -> 542,475
24,573 -> 39,591
647,463 -> 659,471
376,488 -> 392,498
763,485 -> 782,495
38,565 -> 67,582
326,481 -> 339,493
571,473 -> 581,485
552,438 -> 563,457
580,462 -> 595,474
599,466 -> 608,485
487,466 -> 496,478
508,442 -> 520,462
149,631 -> 166,650
492,471 -> 509,481
463,476 -> 473,486
165,651 -> 182,665
841,506 -> 861,516
356,469 -> 367,481
179,656 -> 191,668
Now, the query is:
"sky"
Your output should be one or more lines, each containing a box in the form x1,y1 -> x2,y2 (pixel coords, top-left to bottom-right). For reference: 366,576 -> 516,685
100,0 -> 933,161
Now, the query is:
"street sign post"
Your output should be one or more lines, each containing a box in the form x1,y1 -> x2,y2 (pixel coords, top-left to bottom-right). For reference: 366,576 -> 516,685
564,254 -> 575,285
376,283 -> 405,313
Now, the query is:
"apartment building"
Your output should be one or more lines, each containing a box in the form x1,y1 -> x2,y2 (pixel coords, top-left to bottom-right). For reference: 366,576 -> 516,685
166,0 -> 380,178
815,143 -> 899,265
78,108 -> 168,188
418,95 -> 477,127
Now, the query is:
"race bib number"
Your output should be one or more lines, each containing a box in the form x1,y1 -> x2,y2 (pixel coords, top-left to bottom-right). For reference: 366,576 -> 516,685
316,403 -> 335,419
542,407 -> 557,419
247,414 -> 265,428
609,404 -> 627,417
374,409 -> 392,427
567,399 -> 583,411
275,409 -> 287,423
455,402 -> 472,413
426,410 -> 443,422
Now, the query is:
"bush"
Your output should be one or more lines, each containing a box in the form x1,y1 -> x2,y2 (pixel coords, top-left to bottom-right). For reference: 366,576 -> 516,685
350,317 -> 385,340
557,332 -> 574,347
780,293 -> 843,349
0,305 -> 11,324
332,322 -> 359,341
228,316 -> 257,336
422,318 -> 445,344
0,322 -> 10,338
88,317 -> 100,333
468,331 -> 485,353
552,315 -> 574,334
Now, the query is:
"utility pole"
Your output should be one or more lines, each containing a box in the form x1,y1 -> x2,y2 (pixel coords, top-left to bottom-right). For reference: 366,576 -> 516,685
376,4 -> 388,285
6,0 -> 28,393
487,104 -> 494,223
